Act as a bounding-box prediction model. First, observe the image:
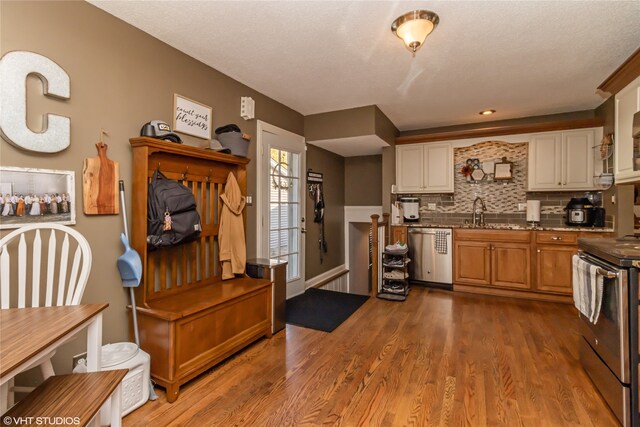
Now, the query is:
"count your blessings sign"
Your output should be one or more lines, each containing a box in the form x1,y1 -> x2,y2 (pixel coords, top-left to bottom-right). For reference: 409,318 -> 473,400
173,94 -> 212,140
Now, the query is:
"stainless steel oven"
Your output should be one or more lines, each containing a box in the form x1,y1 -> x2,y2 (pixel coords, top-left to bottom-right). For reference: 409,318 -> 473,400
579,252 -> 629,382
578,237 -> 640,426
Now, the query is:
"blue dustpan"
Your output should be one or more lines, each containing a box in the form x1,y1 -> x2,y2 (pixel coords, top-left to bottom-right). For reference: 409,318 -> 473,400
117,233 -> 142,287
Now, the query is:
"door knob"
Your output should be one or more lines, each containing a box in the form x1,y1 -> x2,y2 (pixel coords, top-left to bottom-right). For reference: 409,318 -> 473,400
301,228 -> 307,234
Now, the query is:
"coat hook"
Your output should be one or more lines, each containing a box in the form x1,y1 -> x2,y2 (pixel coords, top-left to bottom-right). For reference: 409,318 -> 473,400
205,169 -> 212,183
157,162 -> 161,171
182,166 -> 189,180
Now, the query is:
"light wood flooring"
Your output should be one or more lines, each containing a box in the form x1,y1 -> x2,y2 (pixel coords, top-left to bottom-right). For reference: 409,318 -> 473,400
125,286 -> 619,426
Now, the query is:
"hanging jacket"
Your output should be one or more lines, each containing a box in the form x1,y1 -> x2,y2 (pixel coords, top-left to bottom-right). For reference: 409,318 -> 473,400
219,172 -> 247,280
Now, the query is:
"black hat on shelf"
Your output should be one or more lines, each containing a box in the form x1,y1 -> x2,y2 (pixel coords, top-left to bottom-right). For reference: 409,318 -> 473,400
140,120 -> 182,143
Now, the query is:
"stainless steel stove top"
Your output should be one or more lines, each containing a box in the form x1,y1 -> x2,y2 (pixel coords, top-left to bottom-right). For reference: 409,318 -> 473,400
579,236 -> 640,267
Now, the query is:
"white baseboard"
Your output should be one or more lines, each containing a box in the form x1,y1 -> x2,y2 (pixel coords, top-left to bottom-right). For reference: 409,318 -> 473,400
305,264 -> 348,289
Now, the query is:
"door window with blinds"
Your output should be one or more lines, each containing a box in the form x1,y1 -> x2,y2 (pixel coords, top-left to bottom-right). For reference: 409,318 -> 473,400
269,148 -> 300,281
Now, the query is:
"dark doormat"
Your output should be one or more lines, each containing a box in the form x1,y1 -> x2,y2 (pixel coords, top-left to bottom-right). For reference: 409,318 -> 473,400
286,288 -> 369,332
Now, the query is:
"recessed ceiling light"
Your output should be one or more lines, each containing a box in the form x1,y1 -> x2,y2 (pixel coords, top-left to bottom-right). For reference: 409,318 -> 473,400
479,109 -> 496,116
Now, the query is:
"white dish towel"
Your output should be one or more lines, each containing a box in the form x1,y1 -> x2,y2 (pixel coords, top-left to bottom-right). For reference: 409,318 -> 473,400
572,255 -> 604,324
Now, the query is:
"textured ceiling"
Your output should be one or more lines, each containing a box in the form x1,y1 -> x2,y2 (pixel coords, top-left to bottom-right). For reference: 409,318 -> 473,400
90,1 -> 640,132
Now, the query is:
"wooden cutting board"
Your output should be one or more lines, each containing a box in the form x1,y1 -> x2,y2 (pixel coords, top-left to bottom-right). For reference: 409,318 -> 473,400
83,143 -> 119,215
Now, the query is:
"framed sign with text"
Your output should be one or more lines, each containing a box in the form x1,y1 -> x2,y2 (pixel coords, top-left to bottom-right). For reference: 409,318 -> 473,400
173,94 -> 212,140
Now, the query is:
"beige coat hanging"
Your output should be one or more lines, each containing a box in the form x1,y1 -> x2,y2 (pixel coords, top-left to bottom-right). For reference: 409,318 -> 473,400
219,172 -> 246,280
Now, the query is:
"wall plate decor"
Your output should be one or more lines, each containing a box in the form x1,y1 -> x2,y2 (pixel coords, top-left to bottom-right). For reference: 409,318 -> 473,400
173,94 -> 212,139
0,51 -> 70,153
471,168 -> 485,181
482,160 -> 495,174
0,166 -> 76,229
494,157 -> 514,180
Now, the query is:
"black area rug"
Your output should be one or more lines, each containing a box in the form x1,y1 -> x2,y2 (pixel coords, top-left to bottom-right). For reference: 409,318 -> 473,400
286,288 -> 369,332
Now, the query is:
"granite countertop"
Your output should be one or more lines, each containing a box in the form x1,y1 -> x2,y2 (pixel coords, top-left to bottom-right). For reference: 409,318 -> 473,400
401,222 -> 614,233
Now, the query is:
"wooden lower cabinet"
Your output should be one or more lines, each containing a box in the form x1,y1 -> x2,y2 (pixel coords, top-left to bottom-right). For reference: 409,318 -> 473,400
454,229 -> 611,302
535,245 -> 575,294
454,230 -> 531,291
454,241 -> 491,285
491,243 -> 530,289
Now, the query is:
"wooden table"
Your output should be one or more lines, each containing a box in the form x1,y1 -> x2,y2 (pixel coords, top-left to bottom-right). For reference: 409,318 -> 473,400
0,304 -> 108,409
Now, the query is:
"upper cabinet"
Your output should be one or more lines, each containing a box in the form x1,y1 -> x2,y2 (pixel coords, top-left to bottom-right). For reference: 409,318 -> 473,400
396,142 -> 453,193
614,75 -> 640,184
528,128 -> 601,191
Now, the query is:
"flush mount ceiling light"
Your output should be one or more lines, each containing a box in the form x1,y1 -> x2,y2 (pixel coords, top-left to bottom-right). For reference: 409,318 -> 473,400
391,10 -> 439,57
479,109 -> 496,116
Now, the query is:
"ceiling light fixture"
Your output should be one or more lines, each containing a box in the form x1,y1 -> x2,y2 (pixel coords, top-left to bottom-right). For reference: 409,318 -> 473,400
479,109 -> 496,116
391,10 -> 439,57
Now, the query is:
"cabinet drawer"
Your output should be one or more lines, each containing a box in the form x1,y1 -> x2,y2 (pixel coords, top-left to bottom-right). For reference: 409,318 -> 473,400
536,231 -> 578,245
454,229 -> 531,243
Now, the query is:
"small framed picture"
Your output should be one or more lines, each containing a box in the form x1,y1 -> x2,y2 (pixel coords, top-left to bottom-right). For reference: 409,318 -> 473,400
173,94 -> 212,140
494,158 -> 513,180
0,166 -> 76,229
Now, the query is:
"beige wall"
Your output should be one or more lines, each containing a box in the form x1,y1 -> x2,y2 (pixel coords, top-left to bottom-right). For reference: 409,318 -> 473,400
595,97 -> 635,236
344,155 -> 382,206
1,1 -> 303,374
304,106 -> 376,142
305,145 -> 345,278
375,107 -> 398,211
305,105 -> 397,212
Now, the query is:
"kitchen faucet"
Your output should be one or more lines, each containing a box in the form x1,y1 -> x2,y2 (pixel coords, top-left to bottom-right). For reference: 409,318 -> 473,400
472,197 -> 487,227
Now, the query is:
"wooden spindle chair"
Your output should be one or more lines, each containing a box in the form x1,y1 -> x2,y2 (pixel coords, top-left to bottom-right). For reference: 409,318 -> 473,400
0,223 -> 92,409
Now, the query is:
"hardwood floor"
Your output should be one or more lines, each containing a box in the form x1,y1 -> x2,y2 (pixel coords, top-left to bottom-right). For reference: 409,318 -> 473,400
124,287 -> 619,426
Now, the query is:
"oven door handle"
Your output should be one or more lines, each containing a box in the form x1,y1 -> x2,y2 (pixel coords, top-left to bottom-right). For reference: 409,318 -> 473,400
595,267 -> 619,279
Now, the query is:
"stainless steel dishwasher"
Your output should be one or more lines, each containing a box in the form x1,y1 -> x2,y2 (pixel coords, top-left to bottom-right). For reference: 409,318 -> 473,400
408,228 -> 452,286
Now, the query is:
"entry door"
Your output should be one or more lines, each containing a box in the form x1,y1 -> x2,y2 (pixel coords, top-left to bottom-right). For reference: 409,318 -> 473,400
257,121 -> 306,298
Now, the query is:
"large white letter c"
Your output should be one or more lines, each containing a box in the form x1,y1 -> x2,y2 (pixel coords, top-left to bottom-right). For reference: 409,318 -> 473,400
0,51 -> 71,153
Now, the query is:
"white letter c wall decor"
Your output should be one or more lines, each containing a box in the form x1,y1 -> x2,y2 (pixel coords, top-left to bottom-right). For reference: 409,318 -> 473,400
0,51 -> 71,153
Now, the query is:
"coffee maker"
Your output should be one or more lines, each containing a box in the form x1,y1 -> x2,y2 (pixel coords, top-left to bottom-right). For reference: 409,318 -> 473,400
400,197 -> 419,222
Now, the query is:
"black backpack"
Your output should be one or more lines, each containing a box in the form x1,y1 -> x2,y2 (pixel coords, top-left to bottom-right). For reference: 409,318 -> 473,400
147,170 -> 201,249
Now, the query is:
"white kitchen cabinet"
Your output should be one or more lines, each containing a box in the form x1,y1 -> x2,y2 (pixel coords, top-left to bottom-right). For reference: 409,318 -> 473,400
614,75 -> 640,184
528,128 -> 600,191
396,144 -> 424,192
528,133 -> 562,190
396,142 -> 453,193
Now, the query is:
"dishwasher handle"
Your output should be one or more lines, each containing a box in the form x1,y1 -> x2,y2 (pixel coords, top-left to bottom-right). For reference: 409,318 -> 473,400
408,229 -> 451,236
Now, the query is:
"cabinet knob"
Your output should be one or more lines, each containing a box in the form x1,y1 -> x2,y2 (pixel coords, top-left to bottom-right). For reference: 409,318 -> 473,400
557,182 -> 561,185
551,236 -> 562,240
537,249 -> 541,253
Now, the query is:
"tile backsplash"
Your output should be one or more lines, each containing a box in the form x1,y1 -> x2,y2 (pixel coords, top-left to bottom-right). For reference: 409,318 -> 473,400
394,141 -> 611,227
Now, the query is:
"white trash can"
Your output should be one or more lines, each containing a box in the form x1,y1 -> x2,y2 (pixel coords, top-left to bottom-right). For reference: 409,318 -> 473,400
75,342 -> 150,425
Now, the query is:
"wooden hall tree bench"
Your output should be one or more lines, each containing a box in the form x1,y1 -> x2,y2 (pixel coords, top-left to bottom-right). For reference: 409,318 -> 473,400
130,138 -> 272,403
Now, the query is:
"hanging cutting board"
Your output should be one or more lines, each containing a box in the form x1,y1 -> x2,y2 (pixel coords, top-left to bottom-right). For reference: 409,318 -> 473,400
83,143 -> 119,215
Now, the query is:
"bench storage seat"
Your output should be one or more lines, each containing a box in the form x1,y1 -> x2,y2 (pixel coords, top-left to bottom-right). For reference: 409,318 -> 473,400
130,138 -> 272,402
